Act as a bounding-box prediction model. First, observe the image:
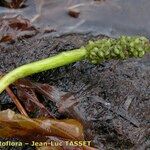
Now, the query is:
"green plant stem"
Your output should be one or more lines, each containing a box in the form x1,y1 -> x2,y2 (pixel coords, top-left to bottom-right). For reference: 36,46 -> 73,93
0,48 -> 87,94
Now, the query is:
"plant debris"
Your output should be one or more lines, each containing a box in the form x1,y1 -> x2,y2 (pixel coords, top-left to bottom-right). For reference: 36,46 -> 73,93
0,109 -> 83,144
0,78 -> 99,149
0,15 -> 38,43
0,109 -> 99,150
0,0 -> 26,9
6,86 -> 28,116
14,79 -> 79,118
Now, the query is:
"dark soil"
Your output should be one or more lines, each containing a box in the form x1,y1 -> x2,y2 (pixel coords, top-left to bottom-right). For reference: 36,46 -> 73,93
0,33 -> 150,150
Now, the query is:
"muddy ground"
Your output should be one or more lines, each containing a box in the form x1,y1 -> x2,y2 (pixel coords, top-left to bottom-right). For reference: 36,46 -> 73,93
0,33 -> 150,150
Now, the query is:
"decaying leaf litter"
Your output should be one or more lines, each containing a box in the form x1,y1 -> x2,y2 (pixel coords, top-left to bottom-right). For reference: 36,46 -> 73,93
0,0 -> 150,150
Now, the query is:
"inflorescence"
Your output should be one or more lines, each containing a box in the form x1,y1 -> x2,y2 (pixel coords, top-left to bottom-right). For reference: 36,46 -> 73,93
86,36 -> 150,64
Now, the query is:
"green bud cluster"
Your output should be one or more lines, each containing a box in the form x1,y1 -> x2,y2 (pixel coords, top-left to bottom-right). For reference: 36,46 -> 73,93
85,36 -> 150,64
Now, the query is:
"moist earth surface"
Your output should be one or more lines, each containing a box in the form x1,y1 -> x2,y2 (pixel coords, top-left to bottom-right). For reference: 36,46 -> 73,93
0,34 -> 150,150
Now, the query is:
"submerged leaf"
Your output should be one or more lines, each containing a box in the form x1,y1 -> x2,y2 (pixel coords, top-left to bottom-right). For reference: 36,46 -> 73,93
0,0 -> 26,8
0,15 -> 37,42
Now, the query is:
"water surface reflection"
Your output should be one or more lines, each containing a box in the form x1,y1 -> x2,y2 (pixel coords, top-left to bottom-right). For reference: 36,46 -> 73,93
0,0 -> 150,37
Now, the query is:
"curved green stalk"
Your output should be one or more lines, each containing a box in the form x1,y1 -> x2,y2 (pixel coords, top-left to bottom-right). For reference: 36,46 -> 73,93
0,48 -> 87,93
0,36 -> 149,94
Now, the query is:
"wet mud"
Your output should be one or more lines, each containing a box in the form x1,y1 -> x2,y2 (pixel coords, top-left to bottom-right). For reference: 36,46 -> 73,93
0,33 -> 149,149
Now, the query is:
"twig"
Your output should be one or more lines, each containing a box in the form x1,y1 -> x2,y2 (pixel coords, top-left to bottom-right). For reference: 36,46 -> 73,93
6,87 -> 28,117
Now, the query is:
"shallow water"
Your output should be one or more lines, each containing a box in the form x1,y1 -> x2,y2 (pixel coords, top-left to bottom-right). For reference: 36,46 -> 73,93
0,0 -> 150,38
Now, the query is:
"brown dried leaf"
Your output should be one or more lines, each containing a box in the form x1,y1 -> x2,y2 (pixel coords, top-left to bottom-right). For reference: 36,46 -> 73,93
34,83 -> 78,113
15,79 -> 78,115
15,79 -> 54,118
0,109 -> 84,140
17,87 -> 54,117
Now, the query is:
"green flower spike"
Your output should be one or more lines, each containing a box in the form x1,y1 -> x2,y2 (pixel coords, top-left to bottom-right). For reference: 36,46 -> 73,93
86,36 -> 150,63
